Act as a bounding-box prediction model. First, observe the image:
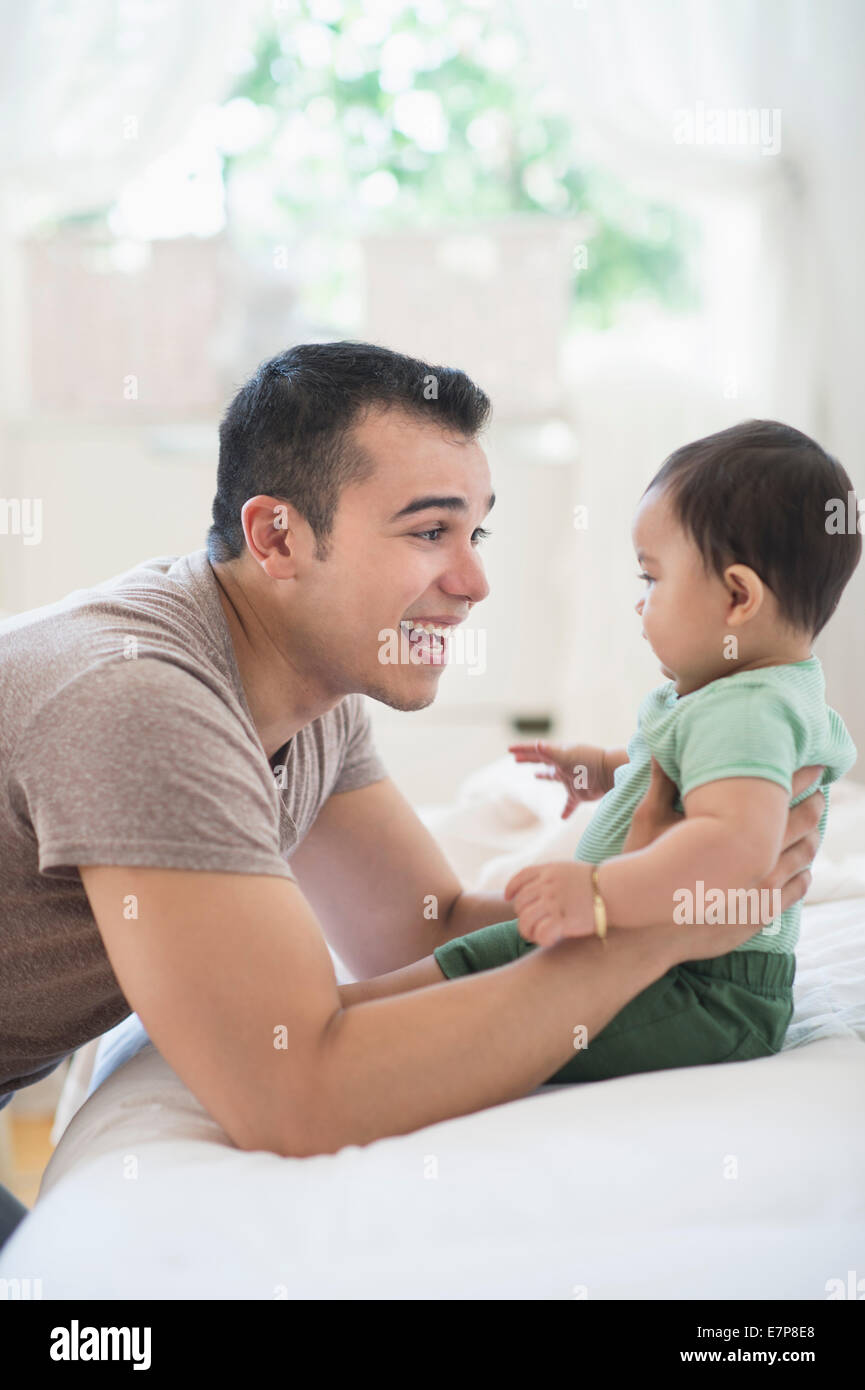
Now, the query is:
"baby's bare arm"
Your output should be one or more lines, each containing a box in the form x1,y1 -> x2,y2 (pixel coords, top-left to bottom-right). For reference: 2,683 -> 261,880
597,777 -> 790,927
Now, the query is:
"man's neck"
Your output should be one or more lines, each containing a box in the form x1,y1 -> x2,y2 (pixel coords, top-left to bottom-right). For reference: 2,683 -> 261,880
211,559 -> 341,760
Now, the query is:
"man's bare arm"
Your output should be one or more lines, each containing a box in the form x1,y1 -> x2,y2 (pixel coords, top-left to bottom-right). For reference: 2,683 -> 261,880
338,841 -> 819,1009
80,863 -> 696,1158
287,777 -> 511,976
291,766 -> 824,981
337,764 -> 825,1007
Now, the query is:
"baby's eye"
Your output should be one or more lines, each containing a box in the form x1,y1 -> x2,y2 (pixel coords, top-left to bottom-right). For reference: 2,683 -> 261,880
636,570 -> 655,585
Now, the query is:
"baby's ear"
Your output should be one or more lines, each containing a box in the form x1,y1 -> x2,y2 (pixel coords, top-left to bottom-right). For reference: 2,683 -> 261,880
723,562 -> 764,622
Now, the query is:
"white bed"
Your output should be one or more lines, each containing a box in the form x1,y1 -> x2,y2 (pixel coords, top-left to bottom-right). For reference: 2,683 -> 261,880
2,759 -> 864,1299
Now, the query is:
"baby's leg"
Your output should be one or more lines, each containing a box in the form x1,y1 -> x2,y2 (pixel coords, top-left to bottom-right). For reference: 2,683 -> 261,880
424,923 -> 794,1086
546,954 -> 794,1085
339,954 -> 447,1004
339,918 -> 528,1005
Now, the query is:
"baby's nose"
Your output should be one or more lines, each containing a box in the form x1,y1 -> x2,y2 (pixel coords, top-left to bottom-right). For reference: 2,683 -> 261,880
634,597 -> 644,615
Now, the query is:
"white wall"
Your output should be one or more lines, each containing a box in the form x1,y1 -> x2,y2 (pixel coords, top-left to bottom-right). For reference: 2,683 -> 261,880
0,420 -> 218,614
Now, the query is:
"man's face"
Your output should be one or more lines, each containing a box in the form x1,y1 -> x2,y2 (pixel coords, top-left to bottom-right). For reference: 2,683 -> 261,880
292,407 -> 493,710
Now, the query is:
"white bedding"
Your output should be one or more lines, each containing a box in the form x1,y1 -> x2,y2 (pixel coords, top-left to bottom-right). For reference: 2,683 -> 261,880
2,762 -> 864,1299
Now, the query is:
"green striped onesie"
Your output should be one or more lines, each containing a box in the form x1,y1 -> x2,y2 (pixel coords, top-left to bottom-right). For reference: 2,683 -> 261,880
434,656 -> 856,1084
575,656 -> 856,953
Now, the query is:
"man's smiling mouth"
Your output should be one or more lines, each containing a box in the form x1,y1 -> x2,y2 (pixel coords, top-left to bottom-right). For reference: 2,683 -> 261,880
400,619 -> 456,639
398,617 -> 463,662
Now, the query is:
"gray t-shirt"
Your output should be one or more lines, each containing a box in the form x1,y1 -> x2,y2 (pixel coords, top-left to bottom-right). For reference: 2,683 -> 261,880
0,550 -> 387,1105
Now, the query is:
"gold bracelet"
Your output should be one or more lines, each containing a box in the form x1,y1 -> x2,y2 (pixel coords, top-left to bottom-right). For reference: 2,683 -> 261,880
590,866 -> 608,942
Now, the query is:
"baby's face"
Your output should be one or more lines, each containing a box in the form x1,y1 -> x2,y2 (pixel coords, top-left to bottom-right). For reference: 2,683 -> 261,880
631,486 -> 734,695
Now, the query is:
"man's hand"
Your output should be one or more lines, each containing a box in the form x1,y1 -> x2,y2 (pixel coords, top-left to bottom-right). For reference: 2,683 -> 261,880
621,757 -> 682,853
623,757 -> 825,909
508,740 -> 612,819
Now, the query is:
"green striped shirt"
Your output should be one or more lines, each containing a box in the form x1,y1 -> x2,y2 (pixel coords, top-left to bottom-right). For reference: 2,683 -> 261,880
575,657 -> 856,952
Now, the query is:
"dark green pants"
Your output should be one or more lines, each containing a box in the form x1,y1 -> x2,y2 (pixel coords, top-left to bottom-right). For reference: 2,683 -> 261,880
433,919 -> 795,1085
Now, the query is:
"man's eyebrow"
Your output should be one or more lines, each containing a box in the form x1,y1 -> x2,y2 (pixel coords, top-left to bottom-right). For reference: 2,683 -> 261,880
388,493 -> 496,523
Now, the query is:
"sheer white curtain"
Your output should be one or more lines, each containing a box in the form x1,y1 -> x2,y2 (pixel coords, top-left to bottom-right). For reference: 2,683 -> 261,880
513,0 -> 865,765
0,0 -> 256,416
0,0 -> 254,217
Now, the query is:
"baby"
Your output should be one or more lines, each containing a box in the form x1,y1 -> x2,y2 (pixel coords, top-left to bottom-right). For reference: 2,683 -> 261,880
434,419 -> 861,1083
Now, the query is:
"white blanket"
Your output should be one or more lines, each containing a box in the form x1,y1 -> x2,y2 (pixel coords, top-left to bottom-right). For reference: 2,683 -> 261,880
2,762 -> 864,1299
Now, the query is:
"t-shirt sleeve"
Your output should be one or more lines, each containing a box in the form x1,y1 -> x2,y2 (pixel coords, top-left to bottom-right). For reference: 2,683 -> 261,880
675,685 -> 800,800
330,694 -> 388,795
9,660 -> 296,880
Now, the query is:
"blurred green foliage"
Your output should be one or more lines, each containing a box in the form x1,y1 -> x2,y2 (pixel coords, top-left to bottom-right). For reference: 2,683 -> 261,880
222,0 -> 700,329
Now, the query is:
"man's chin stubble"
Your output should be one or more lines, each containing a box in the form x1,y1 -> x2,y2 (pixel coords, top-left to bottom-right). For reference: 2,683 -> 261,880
362,678 -> 439,713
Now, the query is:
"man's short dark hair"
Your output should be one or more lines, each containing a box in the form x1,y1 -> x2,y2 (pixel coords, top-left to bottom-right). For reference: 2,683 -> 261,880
644,419 -> 861,638
207,340 -> 491,563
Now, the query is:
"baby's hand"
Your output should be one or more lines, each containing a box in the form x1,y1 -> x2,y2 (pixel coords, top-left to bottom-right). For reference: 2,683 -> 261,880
505,861 -> 595,946
508,741 -> 611,819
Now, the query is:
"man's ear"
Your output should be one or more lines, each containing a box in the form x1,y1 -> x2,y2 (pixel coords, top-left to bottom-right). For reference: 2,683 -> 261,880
241,495 -> 310,578
723,563 -> 765,625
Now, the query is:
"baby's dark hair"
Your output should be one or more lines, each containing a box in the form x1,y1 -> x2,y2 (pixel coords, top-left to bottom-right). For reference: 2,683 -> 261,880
644,420 -> 861,638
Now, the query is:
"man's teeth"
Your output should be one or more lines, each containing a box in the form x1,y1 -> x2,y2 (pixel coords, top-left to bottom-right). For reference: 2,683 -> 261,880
400,621 -> 450,638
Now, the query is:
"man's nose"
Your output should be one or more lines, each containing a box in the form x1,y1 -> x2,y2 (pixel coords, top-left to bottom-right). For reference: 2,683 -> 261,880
442,547 -> 490,606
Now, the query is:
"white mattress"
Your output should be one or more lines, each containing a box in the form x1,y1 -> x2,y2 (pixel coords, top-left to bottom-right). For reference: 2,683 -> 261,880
2,762 -> 864,1299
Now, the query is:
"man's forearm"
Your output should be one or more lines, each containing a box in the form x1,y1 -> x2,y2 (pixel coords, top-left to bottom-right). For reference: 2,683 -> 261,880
334,892 -> 513,1004
387,889 -> 516,966
312,926 -> 677,1154
441,889 -> 515,941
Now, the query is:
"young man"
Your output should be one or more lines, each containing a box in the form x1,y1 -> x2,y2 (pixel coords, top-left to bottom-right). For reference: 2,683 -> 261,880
0,342 -> 822,1246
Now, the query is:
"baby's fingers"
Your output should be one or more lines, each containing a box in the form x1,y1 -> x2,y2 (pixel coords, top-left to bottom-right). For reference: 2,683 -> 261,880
517,897 -> 550,939
509,741 -> 555,765
532,918 -> 563,949
519,910 -> 564,948
505,866 -> 540,900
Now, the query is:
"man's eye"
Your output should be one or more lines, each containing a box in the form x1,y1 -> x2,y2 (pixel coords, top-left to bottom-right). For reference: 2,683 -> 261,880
415,526 -> 492,544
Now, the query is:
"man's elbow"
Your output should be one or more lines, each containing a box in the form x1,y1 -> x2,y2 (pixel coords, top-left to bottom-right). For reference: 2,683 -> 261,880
223,1018 -> 348,1160
276,1093 -> 350,1159
280,1013 -> 353,1159
230,1094 -> 346,1160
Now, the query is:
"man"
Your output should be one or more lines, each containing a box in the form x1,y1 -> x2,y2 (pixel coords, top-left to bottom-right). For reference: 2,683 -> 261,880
0,342 -> 822,1248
